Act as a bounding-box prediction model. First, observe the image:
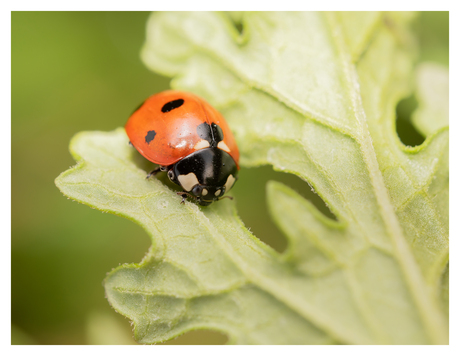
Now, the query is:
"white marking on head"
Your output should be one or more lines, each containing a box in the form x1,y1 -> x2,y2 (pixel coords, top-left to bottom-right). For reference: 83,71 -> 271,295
178,172 -> 200,191
214,189 -> 221,197
202,188 -> 208,196
194,139 -> 210,150
217,141 -> 231,153
224,174 -> 235,193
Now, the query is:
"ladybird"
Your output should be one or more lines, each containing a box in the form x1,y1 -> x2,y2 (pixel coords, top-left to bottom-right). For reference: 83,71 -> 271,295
125,90 -> 239,206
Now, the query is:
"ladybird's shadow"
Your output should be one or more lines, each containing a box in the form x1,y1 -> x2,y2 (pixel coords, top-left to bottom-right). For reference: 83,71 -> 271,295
127,144 -> 181,192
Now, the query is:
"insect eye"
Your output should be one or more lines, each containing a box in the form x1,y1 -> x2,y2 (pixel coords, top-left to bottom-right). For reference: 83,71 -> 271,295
192,185 -> 203,196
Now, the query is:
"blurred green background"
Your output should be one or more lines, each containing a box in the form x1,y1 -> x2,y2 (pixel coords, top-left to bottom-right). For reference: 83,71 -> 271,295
11,12 -> 448,345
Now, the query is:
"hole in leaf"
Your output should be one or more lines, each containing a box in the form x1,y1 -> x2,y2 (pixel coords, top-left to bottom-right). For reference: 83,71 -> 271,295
233,21 -> 243,35
161,329 -> 228,345
395,94 -> 425,146
226,12 -> 244,36
233,166 -> 337,253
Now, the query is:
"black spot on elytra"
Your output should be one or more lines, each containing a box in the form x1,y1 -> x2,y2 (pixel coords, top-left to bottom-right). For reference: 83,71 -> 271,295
145,130 -> 156,144
162,99 -> 184,113
196,123 -> 224,147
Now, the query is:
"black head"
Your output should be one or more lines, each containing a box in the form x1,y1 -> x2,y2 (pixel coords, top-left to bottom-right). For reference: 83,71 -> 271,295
169,147 -> 238,206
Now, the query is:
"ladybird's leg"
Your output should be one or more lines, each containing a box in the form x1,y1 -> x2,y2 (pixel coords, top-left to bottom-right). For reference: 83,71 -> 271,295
146,166 -> 167,179
218,195 -> 234,201
146,167 -> 161,179
176,191 -> 196,204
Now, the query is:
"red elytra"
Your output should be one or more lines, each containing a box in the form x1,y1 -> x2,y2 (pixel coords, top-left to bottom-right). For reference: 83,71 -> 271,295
125,90 -> 239,168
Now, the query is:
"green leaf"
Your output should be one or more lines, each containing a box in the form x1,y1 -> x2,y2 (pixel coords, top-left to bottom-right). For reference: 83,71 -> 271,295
412,63 -> 449,136
55,11 -> 448,344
